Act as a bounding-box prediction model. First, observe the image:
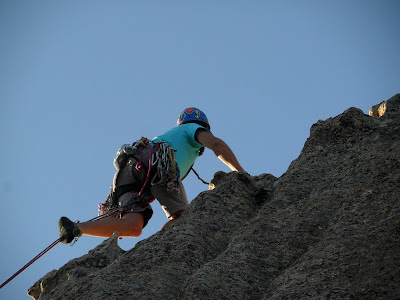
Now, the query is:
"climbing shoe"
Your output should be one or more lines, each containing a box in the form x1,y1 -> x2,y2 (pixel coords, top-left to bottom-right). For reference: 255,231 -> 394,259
58,217 -> 82,244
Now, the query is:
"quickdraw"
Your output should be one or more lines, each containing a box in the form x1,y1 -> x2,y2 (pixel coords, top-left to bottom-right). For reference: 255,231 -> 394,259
150,141 -> 180,192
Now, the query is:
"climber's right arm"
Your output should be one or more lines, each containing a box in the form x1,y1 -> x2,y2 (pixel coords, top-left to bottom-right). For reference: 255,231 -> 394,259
196,130 -> 245,172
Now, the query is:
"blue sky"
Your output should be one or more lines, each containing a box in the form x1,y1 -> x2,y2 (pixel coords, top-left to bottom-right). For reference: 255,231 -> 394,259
0,1 -> 399,299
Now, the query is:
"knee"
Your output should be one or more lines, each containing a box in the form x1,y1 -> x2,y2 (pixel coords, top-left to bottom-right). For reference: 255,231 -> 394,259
122,213 -> 144,237
125,224 -> 142,237
130,226 -> 142,237
169,210 -> 184,220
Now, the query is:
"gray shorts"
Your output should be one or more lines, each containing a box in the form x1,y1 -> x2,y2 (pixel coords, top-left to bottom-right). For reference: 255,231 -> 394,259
114,144 -> 189,224
117,192 -> 154,228
151,180 -> 189,218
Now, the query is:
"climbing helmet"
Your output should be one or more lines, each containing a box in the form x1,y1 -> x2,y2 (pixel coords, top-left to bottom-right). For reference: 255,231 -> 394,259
177,107 -> 210,129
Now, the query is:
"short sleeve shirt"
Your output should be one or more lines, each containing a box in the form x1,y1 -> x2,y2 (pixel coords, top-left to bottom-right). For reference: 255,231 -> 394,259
152,123 -> 210,178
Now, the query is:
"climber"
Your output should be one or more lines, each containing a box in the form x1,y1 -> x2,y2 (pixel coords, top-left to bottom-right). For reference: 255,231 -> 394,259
58,107 -> 245,244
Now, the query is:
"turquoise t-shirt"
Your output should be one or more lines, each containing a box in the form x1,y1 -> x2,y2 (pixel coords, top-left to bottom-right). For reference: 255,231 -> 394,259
152,123 -> 209,179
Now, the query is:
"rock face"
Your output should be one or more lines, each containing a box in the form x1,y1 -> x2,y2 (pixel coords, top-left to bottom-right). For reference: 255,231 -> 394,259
29,95 -> 400,300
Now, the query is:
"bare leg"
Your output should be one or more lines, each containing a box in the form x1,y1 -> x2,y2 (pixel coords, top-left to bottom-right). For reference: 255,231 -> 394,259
161,210 -> 184,230
77,212 -> 144,238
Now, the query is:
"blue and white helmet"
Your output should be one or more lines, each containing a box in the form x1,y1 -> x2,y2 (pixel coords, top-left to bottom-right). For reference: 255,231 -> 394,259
177,107 -> 210,129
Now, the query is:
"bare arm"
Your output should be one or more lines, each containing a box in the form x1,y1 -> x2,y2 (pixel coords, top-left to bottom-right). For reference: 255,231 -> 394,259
196,130 -> 245,172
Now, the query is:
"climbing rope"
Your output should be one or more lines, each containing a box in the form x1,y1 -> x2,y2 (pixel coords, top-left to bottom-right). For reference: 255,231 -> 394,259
0,238 -> 61,290
191,167 -> 210,185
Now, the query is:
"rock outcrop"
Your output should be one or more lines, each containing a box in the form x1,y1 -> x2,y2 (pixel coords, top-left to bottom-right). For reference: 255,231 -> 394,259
29,95 -> 400,300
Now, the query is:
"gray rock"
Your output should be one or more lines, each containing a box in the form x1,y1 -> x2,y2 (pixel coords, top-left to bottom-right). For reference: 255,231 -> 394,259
29,95 -> 400,300
369,94 -> 400,119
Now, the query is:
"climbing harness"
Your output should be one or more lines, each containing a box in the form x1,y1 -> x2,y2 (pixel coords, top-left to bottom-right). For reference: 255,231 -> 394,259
99,137 -> 180,215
